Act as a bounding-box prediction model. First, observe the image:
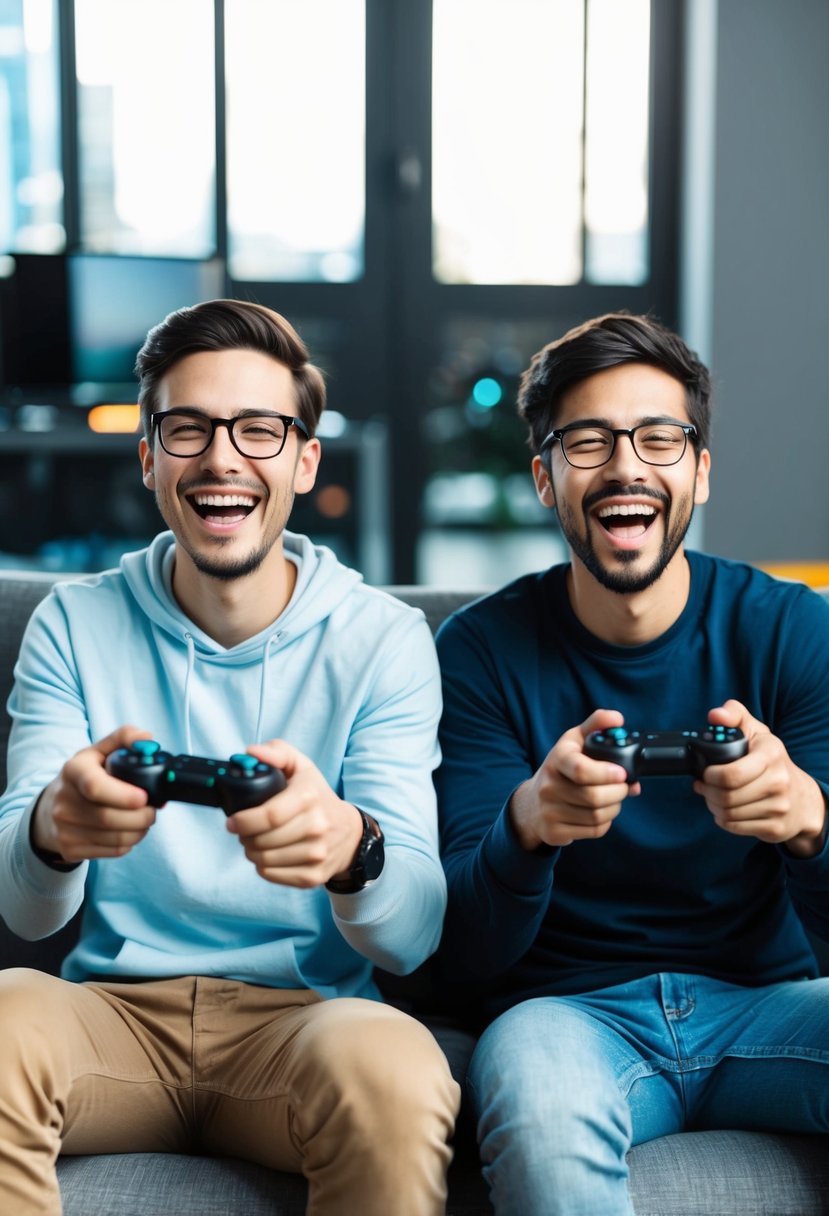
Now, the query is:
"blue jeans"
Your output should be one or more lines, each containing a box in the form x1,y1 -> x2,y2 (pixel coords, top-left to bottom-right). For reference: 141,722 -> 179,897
467,973 -> 829,1216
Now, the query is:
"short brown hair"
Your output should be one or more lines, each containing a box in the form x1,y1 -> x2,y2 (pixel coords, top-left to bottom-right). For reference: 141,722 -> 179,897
135,298 -> 326,439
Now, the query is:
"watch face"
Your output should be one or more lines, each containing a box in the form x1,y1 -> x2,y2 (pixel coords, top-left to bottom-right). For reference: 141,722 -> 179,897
362,831 -> 385,882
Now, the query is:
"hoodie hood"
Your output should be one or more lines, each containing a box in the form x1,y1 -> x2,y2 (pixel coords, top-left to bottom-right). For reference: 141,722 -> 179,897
118,530 -> 363,749
121,529 -> 362,659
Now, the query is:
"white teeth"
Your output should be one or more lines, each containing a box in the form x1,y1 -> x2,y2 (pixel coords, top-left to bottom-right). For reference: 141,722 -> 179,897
193,494 -> 256,508
597,503 -> 656,518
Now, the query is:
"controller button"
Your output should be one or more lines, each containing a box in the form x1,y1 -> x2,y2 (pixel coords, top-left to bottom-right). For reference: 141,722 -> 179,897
255,763 -> 271,775
132,740 -> 161,760
230,753 -> 258,773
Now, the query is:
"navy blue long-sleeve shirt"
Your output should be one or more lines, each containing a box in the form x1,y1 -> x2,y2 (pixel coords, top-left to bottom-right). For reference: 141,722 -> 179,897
435,553 -> 829,1024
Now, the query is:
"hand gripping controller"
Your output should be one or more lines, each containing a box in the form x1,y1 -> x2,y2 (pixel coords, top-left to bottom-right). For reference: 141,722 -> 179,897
106,740 -> 286,814
583,726 -> 748,781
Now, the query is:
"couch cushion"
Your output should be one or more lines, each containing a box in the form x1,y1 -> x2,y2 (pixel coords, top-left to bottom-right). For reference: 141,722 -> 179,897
626,1130 -> 829,1216
58,1154 -> 307,1216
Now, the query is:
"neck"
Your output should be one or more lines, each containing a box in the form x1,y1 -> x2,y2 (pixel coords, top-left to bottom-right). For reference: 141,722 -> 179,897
171,543 -> 296,648
567,550 -> 691,646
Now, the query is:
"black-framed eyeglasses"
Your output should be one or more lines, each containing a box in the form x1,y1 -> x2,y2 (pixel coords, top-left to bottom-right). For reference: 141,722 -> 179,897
539,421 -> 698,469
152,409 -> 310,460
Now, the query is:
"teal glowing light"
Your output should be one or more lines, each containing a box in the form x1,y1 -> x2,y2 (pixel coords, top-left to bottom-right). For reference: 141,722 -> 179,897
471,377 -> 503,409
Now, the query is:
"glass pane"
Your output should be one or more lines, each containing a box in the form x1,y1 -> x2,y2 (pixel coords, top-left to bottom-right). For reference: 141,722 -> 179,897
0,0 -> 62,253
74,0 -> 215,257
584,0 -> 650,284
225,0 -> 365,283
418,316 -> 567,584
432,0 -> 585,286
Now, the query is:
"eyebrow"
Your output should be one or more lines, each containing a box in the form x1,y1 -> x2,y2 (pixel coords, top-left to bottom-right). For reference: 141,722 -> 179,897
163,407 -> 289,419
560,415 -> 690,429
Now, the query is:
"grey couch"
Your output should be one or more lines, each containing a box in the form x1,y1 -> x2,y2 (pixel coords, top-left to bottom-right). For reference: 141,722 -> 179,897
1,569 -> 828,1216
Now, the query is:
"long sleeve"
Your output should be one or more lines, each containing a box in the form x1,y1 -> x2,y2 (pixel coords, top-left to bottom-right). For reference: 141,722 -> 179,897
0,597 -> 90,939
435,602 -> 558,979
328,609 -> 447,974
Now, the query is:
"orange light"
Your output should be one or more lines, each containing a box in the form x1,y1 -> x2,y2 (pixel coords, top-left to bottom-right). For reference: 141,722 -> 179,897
316,484 -> 351,519
87,404 -> 141,434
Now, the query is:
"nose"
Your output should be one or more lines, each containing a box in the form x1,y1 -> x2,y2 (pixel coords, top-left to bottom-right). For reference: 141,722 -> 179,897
199,421 -> 243,473
602,431 -> 645,482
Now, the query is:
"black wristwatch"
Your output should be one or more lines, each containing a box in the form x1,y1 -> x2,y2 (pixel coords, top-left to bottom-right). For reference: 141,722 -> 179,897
325,809 -> 385,894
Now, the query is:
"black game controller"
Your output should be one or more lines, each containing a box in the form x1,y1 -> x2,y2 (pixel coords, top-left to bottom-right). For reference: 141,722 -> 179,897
106,740 -> 286,814
583,726 -> 748,781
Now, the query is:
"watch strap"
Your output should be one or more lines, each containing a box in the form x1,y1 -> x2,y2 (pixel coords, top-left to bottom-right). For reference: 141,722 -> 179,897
325,809 -> 384,894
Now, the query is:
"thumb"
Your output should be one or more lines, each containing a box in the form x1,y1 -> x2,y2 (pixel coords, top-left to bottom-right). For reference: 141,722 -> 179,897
708,699 -> 766,740
245,738 -> 303,778
578,707 -> 625,742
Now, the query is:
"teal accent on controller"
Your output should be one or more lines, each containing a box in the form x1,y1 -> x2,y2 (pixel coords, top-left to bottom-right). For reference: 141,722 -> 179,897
132,740 -> 160,758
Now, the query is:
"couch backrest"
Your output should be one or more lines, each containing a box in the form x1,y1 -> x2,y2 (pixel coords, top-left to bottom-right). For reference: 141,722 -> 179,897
0,573 -> 64,789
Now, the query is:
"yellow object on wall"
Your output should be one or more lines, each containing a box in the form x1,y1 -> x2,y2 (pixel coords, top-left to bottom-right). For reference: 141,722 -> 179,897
757,562 -> 829,589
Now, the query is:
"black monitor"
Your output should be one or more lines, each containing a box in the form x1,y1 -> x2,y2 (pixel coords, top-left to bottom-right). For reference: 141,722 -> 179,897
0,252 -> 227,395
0,252 -> 71,389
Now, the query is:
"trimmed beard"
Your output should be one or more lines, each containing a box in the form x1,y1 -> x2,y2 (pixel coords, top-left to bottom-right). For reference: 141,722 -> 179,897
556,486 -> 695,595
189,541 -> 274,582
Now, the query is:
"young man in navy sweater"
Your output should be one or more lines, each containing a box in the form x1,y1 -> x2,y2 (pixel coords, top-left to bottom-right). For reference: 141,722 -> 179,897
435,312 -> 829,1216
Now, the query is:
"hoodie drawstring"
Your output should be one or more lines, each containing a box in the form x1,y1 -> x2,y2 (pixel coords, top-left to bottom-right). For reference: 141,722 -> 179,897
181,629 -> 279,753
255,634 -> 278,744
182,632 -> 196,753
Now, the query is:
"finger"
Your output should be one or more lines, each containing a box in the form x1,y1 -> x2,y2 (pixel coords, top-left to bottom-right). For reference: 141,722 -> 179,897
226,795 -> 296,836
73,762 -> 153,810
578,707 -> 625,740
60,829 -> 152,858
245,838 -> 329,873
708,807 -> 790,842
92,725 -> 155,761
557,744 -> 630,791
707,700 -> 769,741
251,862 -> 327,889
245,739 -> 302,777
696,752 -> 765,793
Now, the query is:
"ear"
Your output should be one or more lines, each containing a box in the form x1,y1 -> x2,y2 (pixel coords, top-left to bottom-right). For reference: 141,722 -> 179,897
139,436 -> 155,489
531,454 -> 556,510
293,437 -> 322,496
694,448 -> 711,506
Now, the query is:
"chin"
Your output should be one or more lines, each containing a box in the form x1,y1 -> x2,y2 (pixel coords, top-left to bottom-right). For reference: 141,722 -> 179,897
189,543 -> 273,582
593,561 -> 669,595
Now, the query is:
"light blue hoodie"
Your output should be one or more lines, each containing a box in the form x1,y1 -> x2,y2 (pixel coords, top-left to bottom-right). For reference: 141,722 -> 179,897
0,531 -> 446,999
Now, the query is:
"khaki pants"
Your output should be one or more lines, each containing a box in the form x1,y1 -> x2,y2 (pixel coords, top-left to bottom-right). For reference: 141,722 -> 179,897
0,969 -> 460,1216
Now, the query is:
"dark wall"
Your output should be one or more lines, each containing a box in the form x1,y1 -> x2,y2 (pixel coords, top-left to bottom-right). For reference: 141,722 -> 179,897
704,0 -> 829,563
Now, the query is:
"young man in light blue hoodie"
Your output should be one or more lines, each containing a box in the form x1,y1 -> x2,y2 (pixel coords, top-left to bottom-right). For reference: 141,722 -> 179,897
0,299 -> 459,1215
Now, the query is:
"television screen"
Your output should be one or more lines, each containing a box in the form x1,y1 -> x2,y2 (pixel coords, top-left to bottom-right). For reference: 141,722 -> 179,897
68,255 -> 226,386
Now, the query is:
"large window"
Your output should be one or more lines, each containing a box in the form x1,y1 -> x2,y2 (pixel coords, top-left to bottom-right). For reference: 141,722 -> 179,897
225,0 -> 365,283
74,0 -> 215,256
0,0 -> 62,253
433,0 -> 650,287
0,0 -> 681,584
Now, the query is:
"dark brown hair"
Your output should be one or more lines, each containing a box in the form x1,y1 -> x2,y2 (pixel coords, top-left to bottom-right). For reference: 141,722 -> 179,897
135,298 -> 326,439
517,312 -> 712,455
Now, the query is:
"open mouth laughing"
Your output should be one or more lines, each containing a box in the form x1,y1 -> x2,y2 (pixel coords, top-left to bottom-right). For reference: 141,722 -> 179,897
595,501 -> 659,543
188,490 -> 260,528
